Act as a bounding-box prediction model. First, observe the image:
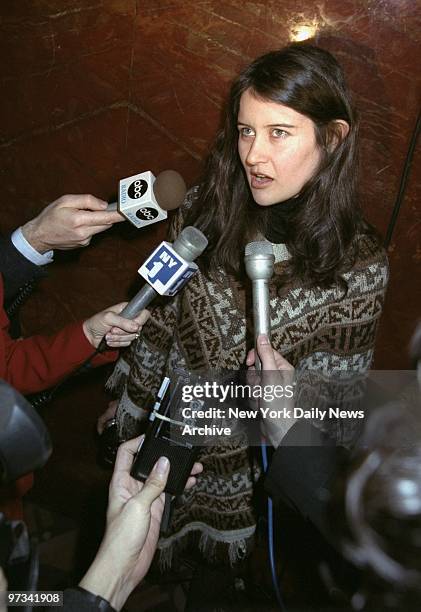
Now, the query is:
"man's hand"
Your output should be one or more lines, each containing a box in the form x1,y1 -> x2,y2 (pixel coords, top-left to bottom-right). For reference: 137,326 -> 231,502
82,305 -> 149,348
21,194 -> 124,253
79,436 -> 203,611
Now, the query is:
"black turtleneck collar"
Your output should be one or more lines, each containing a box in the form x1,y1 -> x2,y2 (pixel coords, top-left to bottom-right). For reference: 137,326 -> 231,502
264,195 -> 302,244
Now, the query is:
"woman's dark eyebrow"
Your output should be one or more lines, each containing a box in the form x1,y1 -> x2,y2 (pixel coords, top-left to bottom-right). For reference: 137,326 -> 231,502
266,122 -> 296,128
237,121 -> 296,128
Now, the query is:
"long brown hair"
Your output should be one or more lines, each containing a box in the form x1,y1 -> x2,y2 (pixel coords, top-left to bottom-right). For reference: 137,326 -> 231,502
186,43 -> 374,289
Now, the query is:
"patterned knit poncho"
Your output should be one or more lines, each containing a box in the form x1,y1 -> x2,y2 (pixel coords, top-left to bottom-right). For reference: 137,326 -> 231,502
107,188 -> 389,567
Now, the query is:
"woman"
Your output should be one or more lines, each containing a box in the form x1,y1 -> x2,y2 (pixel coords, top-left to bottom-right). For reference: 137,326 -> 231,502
108,43 -> 388,566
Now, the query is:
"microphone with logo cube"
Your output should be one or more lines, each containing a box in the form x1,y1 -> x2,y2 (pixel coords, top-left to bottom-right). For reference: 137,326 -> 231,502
97,226 -> 208,352
108,169 -> 186,228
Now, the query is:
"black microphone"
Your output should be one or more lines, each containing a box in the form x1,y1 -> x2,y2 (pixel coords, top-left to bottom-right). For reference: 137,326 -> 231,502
130,373 -> 201,496
0,380 -> 52,484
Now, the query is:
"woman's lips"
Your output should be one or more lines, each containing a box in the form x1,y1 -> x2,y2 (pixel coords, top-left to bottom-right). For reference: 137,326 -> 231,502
250,173 -> 273,189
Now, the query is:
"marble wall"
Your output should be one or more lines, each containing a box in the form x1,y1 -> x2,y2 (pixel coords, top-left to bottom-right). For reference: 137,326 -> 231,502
0,0 -> 420,368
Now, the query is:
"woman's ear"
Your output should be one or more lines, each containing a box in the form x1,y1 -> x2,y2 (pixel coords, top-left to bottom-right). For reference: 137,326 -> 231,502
327,119 -> 350,151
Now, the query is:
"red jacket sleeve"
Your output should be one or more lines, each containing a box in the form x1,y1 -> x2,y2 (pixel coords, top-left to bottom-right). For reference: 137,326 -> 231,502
0,276 -> 117,395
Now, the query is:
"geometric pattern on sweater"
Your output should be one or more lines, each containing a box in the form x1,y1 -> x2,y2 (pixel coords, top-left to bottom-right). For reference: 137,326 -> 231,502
112,231 -> 388,421
106,189 -> 389,565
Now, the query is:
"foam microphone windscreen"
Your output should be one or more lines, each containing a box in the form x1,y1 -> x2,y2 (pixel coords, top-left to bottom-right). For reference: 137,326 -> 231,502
153,169 -> 186,211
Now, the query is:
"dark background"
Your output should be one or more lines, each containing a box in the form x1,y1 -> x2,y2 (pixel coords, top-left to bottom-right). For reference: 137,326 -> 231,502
0,1 -> 419,516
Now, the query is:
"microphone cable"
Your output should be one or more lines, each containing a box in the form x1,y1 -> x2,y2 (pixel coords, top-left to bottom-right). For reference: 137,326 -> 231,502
5,280 -> 37,319
261,438 -> 287,612
384,109 -> 420,248
27,345 -> 102,410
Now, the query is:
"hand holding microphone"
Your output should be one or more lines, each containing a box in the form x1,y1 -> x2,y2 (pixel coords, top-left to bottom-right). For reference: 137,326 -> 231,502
97,226 -> 208,352
244,243 -> 297,445
246,335 -> 296,448
83,305 -> 150,349
21,194 -> 124,253
21,170 -> 186,256
79,436 -> 203,610
244,241 -> 275,370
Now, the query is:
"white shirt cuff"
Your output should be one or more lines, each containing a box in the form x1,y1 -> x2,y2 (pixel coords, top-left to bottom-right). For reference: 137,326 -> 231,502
11,227 -> 54,266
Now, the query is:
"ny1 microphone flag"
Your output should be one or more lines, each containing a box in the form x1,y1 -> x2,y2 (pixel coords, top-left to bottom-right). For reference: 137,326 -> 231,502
138,242 -> 198,296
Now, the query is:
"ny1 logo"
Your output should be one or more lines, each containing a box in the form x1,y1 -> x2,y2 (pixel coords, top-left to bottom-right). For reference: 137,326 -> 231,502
146,246 -> 182,285
128,179 -> 148,200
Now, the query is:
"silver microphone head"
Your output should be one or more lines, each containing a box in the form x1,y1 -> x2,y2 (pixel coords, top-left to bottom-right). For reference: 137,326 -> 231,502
244,241 -> 275,281
173,226 -> 208,262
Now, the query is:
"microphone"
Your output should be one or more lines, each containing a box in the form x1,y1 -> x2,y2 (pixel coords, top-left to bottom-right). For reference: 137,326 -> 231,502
97,226 -> 207,352
130,373 -> 201,496
120,226 -> 208,319
0,380 -> 52,483
108,169 -> 186,228
244,241 -> 275,370
98,226 -> 207,352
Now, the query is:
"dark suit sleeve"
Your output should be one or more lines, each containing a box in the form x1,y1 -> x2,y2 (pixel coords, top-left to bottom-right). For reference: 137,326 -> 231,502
0,233 -> 46,303
55,588 -> 116,612
264,421 -> 348,540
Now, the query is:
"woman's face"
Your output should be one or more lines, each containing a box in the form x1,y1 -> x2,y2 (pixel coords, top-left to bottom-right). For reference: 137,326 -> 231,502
237,89 -> 322,206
